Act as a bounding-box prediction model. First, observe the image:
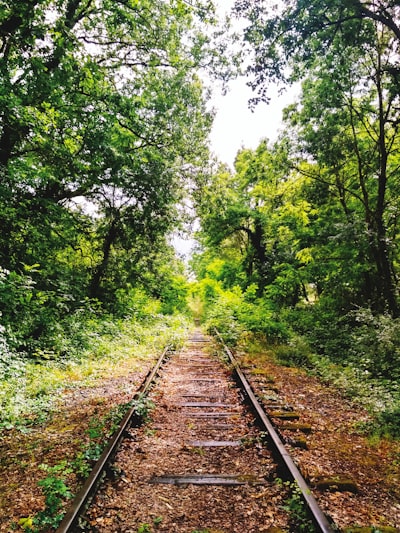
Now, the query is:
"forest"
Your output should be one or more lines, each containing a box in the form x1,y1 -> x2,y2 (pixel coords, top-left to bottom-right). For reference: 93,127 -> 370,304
0,0 -> 400,529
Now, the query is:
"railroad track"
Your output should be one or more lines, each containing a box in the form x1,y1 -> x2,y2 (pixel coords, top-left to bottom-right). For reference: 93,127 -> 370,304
57,329 -> 335,532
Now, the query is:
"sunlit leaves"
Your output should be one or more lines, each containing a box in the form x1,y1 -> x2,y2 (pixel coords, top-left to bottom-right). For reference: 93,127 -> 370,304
193,139 -> 314,301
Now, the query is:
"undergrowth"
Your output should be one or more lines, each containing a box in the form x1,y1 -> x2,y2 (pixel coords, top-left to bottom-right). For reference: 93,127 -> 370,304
236,329 -> 400,439
277,479 -> 317,532
1,310 -> 189,529
0,313 -> 189,430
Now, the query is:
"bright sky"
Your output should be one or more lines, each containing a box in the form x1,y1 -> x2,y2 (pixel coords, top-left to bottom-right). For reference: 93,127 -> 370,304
208,1 -> 297,168
208,79 -> 296,168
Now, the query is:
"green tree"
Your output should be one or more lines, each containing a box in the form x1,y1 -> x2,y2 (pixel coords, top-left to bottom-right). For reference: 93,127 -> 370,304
235,0 -> 400,315
282,24 -> 400,314
234,0 -> 400,97
0,0 -> 227,348
193,139 -> 312,304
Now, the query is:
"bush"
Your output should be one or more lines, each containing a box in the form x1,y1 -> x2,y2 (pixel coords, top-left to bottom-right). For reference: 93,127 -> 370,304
274,335 -> 314,368
0,312 -> 191,429
204,288 -> 244,344
281,299 -> 353,362
346,308 -> 400,380
283,301 -> 400,381
202,284 -> 288,345
373,408 -> 400,439
0,324 -> 23,380
113,287 -> 161,320
237,300 -> 289,343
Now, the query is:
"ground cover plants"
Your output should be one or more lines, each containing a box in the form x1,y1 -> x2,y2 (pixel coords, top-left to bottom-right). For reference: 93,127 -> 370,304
0,305 -> 188,430
196,278 -> 400,526
200,282 -> 400,441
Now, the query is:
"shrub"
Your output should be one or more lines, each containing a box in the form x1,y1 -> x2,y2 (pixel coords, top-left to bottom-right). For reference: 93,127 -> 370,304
203,285 -> 288,345
0,312 -> 190,429
237,300 -> 289,343
282,300 -> 353,362
113,287 -> 161,320
369,408 -> 400,439
346,308 -> 400,380
274,335 -> 314,368
204,292 -> 244,344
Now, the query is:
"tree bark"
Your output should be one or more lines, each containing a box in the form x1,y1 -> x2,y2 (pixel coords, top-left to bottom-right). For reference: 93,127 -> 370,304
89,218 -> 119,299
373,54 -> 399,316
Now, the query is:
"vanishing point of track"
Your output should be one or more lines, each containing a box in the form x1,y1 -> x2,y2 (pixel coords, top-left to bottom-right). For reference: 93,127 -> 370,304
57,329 -> 335,532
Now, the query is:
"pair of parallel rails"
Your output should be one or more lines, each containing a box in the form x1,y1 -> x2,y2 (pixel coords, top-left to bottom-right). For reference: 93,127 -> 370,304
56,330 -> 334,533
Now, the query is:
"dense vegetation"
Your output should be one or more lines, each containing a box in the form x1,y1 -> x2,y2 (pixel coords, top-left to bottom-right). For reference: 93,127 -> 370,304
190,0 -> 400,437
0,0 -> 227,428
0,0 -> 225,352
1,0 -> 400,440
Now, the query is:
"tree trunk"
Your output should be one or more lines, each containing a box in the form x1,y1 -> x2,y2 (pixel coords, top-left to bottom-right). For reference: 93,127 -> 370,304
370,222 -> 399,317
247,219 -> 269,293
373,55 -> 399,317
89,218 -> 119,299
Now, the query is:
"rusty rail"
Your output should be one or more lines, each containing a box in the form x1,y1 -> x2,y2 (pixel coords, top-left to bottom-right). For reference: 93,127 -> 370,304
214,329 -> 335,533
56,345 -> 171,533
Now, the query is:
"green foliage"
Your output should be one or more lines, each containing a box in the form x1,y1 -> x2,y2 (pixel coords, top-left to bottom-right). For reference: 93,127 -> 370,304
113,287 -> 161,320
237,299 -> 289,343
287,303 -> 400,380
277,479 -> 316,533
130,394 -> 155,423
192,140 -> 303,298
0,307 -> 122,427
0,313 -> 189,430
199,281 -> 288,345
274,335 -> 314,368
0,323 -> 23,381
159,273 -> 190,315
346,309 -> 400,380
203,286 -> 244,344
73,401 -> 136,478
0,266 -> 54,351
279,302 -> 400,436
29,387 -> 161,529
363,408 -> 400,440
282,300 -> 353,362
234,0 -> 400,91
30,462 -> 73,531
136,519 -> 163,533
196,277 -> 224,305
0,0 -> 232,352
137,525 -> 152,533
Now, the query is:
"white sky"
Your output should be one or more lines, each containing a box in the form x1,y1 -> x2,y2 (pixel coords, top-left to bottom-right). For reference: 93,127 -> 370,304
208,78 -> 297,167
208,0 -> 297,167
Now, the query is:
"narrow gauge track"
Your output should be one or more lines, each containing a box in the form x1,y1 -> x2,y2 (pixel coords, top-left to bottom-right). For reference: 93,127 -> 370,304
58,330 -> 334,533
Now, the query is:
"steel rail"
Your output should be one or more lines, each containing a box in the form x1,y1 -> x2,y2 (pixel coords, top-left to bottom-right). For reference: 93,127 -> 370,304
214,329 -> 335,533
56,345 -> 171,533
